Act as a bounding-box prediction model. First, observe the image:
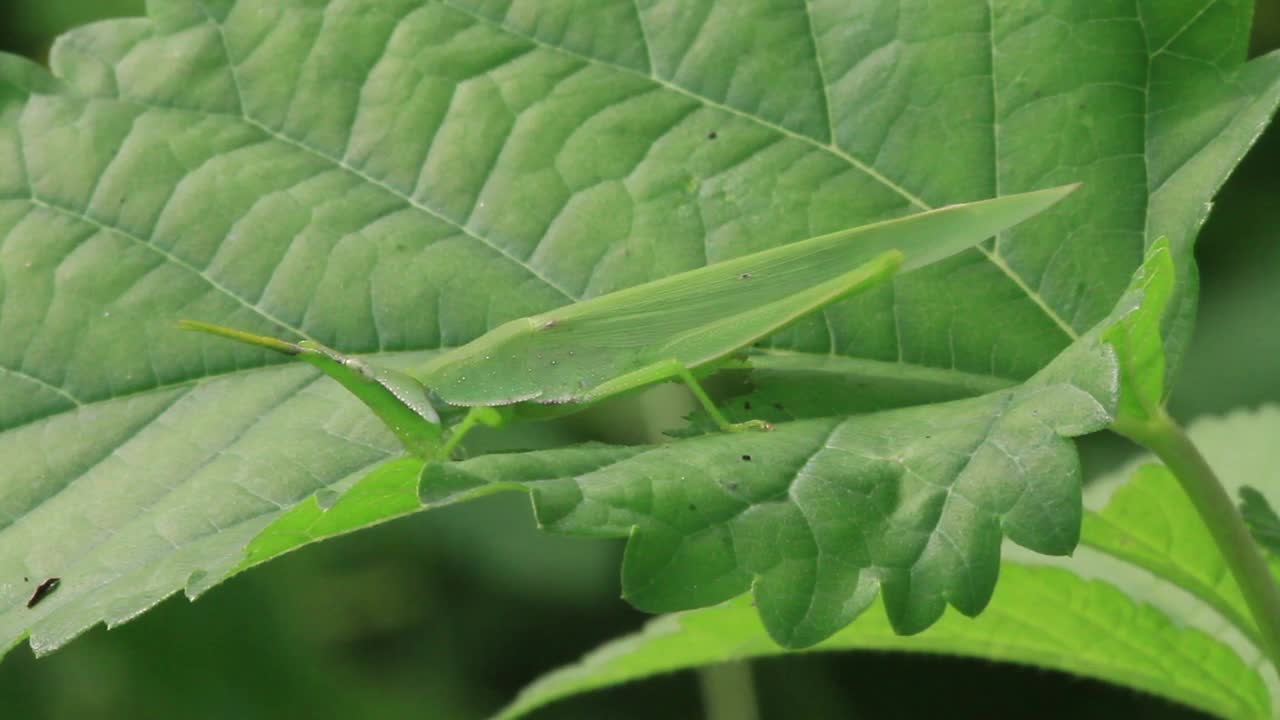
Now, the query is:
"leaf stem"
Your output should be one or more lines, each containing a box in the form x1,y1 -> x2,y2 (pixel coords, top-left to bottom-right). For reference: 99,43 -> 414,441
698,661 -> 759,720
1114,411 -> 1280,669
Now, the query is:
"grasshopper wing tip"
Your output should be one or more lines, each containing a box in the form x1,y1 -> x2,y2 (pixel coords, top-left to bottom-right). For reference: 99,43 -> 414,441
999,182 -> 1080,217
1040,181 -> 1082,202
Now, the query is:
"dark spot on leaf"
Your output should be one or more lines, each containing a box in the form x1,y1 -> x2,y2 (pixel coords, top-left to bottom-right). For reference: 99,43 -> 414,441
773,402 -> 784,411
23,576 -> 28,582
27,577 -> 60,609
728,482 -> 739,491
708,131 -> 718,140
739,272 -> 752,280
741,454 -> 752,461
689,504 -> 697,511
744,401 -> 752,411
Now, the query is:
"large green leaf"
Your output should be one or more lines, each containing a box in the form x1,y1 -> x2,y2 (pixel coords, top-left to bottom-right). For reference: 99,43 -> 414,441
2,0 -> 1279,659
494,566 -> 1270,720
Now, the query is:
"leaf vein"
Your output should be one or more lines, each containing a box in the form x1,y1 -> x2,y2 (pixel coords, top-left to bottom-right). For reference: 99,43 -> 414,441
0,366 -> 83,408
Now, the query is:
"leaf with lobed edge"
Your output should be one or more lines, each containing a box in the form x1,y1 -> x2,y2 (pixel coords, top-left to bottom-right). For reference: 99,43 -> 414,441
418,349 -> 1108,645
492,406 -> 1280,719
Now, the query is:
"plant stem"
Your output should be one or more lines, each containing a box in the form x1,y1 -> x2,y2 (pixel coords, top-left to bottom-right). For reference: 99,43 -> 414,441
698,662 -> 759,720
1114,410 -> 1280,669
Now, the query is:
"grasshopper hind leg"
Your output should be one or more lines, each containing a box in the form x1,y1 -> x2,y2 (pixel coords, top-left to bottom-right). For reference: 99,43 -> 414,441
664,362 -> 773,433
578,358 -> 773,434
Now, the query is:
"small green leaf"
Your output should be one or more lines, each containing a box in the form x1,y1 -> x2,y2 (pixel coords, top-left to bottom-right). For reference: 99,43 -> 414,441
1083,464 -> 1263,650
238,457 -> 425,569
1103,238 -> 1175,426
1240,486 -> 1280,558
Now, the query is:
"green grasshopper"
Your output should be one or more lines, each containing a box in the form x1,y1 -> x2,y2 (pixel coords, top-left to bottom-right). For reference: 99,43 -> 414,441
183,184 -> 1076,459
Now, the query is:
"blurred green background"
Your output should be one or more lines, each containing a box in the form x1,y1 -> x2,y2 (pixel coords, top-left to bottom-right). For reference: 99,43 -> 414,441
2,3 -> 1277,718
